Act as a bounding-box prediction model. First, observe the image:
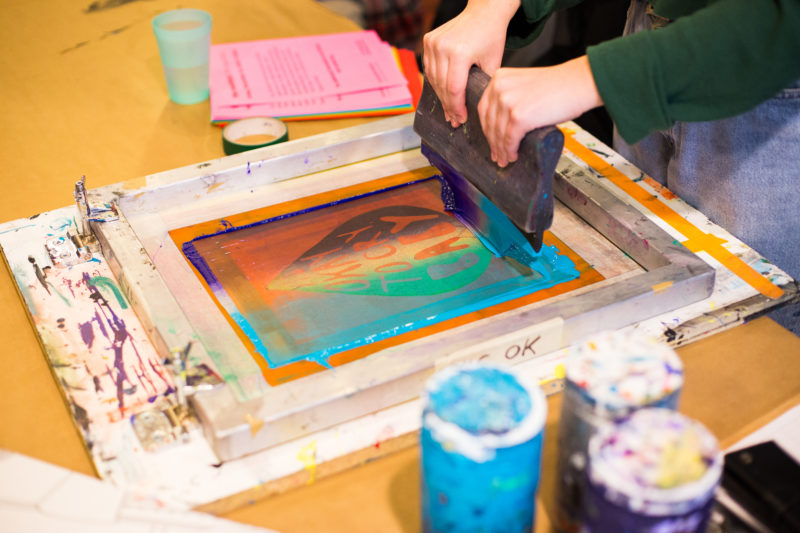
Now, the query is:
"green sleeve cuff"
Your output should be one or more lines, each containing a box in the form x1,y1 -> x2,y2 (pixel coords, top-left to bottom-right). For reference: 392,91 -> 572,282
587,33 -> 673,145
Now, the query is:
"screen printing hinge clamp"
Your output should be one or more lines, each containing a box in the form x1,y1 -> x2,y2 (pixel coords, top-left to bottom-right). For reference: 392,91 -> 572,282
42,176 -> 119,269
74,175 -> 119,236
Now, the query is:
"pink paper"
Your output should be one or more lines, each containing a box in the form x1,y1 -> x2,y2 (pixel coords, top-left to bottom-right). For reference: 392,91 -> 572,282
210,31 -> 408,107
211,84 -> 412,121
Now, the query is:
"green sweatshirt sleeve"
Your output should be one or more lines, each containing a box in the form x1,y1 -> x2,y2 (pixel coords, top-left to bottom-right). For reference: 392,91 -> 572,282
588,0 -> 800,144
507,0 -> 584,48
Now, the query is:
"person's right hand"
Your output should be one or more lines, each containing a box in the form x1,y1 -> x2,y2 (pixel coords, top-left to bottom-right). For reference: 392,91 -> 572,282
422,0 -> 521,127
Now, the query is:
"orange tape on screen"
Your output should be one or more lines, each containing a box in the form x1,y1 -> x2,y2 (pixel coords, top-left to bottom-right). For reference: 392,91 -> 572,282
562,131 -> 783,300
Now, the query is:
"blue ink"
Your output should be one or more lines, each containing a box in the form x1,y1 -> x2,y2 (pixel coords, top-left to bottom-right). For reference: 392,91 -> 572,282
426,144 -> 542,266
428,367 -> 531,435
227,309 -> 272,363
0,224 -> 36,235
49,217 -> 73,233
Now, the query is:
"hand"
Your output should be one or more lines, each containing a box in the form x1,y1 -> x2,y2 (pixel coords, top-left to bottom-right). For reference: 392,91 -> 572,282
477,55 -> 604,167
422,0 -> 520,127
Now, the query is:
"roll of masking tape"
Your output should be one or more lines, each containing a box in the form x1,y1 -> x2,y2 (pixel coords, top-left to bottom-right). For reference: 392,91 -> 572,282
222,117 -> 289,155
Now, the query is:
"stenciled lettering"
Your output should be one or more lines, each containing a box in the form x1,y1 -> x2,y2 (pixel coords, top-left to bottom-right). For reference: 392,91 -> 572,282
380,214 -> 438,234
380,274 -> 423,293
375,261 -> 412,273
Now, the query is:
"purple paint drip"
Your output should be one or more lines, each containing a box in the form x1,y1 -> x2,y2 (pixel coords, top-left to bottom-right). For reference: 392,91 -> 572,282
79,321 -> 95,349
182,242 -> 224,293
93,310 -> 109,340
82,271 -> 136,413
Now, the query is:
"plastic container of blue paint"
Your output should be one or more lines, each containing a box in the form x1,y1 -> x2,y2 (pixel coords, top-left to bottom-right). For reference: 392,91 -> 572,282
554,331 -> 684,532
420,362 -> 547,533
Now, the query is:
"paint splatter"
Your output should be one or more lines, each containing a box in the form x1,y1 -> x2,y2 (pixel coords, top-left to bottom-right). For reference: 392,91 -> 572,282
88,276 -> 129,309
79,321 -> 96,348
28,256 -> 50,293
243,413 -> 265,437
60,41 -> 90,55
101,25 -> 131,38
297,441 -> 318,484
84,0 -> 147,13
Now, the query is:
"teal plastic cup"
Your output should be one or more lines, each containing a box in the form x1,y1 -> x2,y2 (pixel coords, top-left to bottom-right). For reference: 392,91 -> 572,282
152,9 -> 212,105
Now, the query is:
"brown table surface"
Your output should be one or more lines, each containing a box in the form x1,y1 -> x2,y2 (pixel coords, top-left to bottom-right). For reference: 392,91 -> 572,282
2,1 -> 799,532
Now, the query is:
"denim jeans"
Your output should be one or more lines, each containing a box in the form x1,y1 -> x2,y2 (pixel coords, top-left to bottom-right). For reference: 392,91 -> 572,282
613,0 -> 800,334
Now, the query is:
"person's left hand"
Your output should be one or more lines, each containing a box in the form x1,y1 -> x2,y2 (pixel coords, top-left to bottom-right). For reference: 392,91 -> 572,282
477,55 -> 603,167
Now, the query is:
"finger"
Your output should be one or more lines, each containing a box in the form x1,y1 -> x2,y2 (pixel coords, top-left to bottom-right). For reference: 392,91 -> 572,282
478,84 -> 504,165
500,92 -> 520,165
494,108 -> 511,168
491,71 -> 528,167
477,83 -> 491,159
499,97 -> 530,166
503,123 -> 523,165
444,57 -> 470,126
485,82 -> 512,167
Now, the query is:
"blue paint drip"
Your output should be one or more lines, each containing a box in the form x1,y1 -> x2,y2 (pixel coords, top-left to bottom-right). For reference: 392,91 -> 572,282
227,310 -> 273,362
50,284 -> 72,307
424,143 -> 542,264
434,173 -> 541,267
422,367 -> 544,533
0,224 -> 36,235
49,217 -> 73,233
